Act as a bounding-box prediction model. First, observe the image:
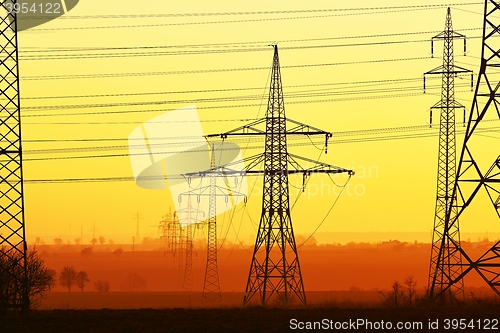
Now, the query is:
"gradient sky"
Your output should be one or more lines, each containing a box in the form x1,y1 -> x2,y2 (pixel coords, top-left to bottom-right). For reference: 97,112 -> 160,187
16,0 -> 499,245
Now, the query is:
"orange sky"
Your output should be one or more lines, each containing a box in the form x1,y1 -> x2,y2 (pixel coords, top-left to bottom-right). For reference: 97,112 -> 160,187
11,0 -> 499,246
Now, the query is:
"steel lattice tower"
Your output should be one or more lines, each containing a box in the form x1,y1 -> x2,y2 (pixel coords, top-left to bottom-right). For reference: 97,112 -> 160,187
0,2 -> 28,311
191,45 -> 354,306
430,0 -> 500,299
425,8 -> 471,301
176,195 -> 203,291
245,47 -> 306,306
180,145 -> 245,302
183,223 -> 194,291
203,145 -> 221,302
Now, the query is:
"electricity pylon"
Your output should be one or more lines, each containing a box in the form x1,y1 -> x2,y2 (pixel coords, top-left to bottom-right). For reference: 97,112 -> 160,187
179,144 -> 246,303
132,210 -> 143,246
183,224 -> 194,290
424,8 -> 471,301
429,0 -> 500,299
159,208 -> 182,266
0,3 -> 29,311
176,195 -> 204,291
189,45 -> 354,307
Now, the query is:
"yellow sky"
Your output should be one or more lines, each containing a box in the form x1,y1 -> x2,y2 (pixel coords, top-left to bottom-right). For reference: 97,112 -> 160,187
15,0 -> 499,245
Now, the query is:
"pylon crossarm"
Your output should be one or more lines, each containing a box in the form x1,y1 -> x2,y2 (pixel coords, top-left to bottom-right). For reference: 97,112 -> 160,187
207,118 -> 267,137
184,150 -> 353,180
425,65 -> 472,75
288,153 -> 355,175
432,31 -> 466,39
206,118 -> 333,151
178,184 -> 246,200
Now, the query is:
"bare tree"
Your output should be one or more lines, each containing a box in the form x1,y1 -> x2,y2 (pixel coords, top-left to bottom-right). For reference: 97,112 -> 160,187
0,249 -> 56,309
121,273 -> 147,291
113,248 -> 123,257
80,247 -> 93,258
391,280 -> 404,307
94,280 -> 110,292
75,271 -> 89,292
46,269 -> 57,291
59,266 -> 77,292
404,276 -> 417,306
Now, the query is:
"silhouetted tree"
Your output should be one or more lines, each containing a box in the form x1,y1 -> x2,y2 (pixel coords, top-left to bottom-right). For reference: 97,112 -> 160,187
404,276 -> 417,306
90,238 -> 98,246
47,269 -> 57,291
80,247 -> 93,258
113,248 -> 123,257
94,280 -> 110,292
121,273 -> 146,291
108,239 -> 114,245
74,238 -> 81,246
98,236 -> 105,245
391,280 -> 404,307
75,271 -> 89,292
53,238 -> 63,246
59,266 -> 77,292
0,249 -> 56,309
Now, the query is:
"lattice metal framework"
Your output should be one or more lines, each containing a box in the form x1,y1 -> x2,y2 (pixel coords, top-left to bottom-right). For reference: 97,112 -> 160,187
425,8 -> 471,301
159,208 -> 184,266
203,147 -> 220,301
183,223 -> 194,291
176,196 -> 202,291
430,0 -> 500,299
180,145 -> 245,303
192,46 -> 354,307
0,2 -> 28,311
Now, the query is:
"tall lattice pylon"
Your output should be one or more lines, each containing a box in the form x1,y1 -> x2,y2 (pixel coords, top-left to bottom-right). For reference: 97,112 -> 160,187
203,145 -> 220,302
179,144 -> 245,303
0,3 -> 28,311
425,8 -> 471,301
430,0 -> 500,299
183,224 -> 194,291
176,195 -> 203,291
191,45 -> 354,307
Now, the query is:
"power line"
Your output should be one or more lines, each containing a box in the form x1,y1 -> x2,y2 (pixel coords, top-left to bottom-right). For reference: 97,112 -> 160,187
20,27 -> 482,53
22,81 -> 457,112
30,5 -> 482,31
22,76 -> 432,100
20,56 -> 432,81
18,36 -> 484,61
49,4 -> 484,20
19,90 -> 473,119
17,124 -> 499,160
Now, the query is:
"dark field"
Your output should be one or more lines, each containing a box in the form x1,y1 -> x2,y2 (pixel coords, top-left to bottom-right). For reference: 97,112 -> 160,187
3,305 -> 500,333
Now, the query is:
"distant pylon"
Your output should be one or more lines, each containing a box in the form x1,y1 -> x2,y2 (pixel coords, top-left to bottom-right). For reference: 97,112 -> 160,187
132,210 -> 143,245
424,7 -> 471,301
176,195 -> 203,291
429,0 -> 500,299
183,224 -> 195,291
0,3 -> 29,311
180,144 -> 246,303
159,208 -> 181,266
193,45 -> 354,307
